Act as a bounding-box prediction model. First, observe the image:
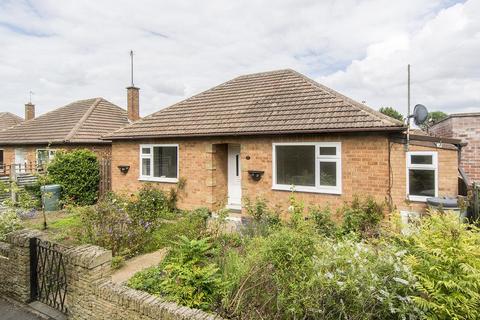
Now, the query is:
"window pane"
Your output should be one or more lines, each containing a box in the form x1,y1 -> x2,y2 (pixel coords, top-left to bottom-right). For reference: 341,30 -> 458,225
276,145 -> 315,186
409,169 -> 435,197
411,155 -> 432,165
142,158 -> 151,176
37,150 -> 48,164
142,147 -> 151,154
153,146 -> 178,178
320,147 -> 336,156
320,162 -> 337,186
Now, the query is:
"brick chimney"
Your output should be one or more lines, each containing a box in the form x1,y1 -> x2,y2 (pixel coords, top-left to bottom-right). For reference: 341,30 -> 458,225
25,102 -> 35,121
127,86 -> 140,122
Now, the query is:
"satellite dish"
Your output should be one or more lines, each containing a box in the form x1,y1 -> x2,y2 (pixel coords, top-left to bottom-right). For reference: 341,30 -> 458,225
412,104 -> 428,125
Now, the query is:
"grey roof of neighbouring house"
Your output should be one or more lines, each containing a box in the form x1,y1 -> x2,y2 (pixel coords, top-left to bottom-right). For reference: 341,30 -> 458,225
106,69 -> 405,140
0,112 -> 23,131
0,98 -> 129,145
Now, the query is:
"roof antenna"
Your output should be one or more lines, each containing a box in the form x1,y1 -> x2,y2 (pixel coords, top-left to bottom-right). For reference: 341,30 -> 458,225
406,64 -> 410,151
130,50 -> 134,87
29,90 -> 34,104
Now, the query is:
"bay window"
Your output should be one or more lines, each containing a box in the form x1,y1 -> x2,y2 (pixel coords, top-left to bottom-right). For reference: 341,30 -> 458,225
407,151 -> 438,202
139,144 -> 178,182
273,142 -> 341,194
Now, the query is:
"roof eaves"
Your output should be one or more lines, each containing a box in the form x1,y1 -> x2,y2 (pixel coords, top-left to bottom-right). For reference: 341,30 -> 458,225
107,125 -> 407,141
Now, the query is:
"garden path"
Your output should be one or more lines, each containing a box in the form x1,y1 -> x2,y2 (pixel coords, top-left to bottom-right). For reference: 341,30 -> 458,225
111,248 -> 168,284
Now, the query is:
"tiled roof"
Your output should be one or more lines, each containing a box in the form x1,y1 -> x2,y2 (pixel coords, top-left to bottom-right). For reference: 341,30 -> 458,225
0,98 -> 129,145
0,112 -> 23,131
107,69 -> 404,140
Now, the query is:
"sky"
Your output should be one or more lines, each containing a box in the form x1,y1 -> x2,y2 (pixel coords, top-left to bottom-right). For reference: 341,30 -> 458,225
0,0 -> 478,119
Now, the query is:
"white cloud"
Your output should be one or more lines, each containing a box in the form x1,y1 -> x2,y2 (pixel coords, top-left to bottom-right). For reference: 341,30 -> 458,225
0,0 -> 477,119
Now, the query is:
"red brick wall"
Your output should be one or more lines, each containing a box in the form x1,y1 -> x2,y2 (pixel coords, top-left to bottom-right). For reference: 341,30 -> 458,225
430,115 -> 480,183
0,144 -> 112,166
111,133 -> 458,215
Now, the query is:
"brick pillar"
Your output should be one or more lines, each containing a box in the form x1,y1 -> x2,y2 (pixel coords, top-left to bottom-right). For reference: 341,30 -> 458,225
64,244 -> 112,320
25,103 -> 35,121
126,86 -> 140,122
0,229 -> 43,303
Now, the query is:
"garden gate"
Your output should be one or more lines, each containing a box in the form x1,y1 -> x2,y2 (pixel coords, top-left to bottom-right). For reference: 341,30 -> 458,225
29,238 -> 68,314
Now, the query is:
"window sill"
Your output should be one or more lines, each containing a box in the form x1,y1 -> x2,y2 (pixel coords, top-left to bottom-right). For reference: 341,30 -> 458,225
407,195 -> 433,203
138,177 -> 178,184
272,184 -> 341,195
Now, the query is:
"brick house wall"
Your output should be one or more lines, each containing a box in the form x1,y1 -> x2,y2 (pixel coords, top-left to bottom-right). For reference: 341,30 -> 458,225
430,114 -> 480,183
111,133 -> 458,214
0,144 -> 112,167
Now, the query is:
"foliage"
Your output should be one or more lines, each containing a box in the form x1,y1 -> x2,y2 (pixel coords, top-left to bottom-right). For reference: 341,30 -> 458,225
313,238 -> 421,320
380,106 -> 404,121
400,213 -> 480,319
47,149 -> 100,205
243,197 -> 281,236
129,236 -> 223,311
0,209 -> 23,241
143,208 -> 209,253
341,196 -> 384,236
127,184 -> 177,221
428,111 -> 448,125
222,222 -> 319,319
308,205 -> 338,237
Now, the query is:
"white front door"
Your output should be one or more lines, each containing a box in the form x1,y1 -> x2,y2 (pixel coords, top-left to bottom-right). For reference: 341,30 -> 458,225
227,144 -> 241,210
15,148 -> 26,173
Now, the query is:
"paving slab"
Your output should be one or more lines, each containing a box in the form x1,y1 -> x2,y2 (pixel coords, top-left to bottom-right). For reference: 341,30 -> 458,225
111,248 -> 168,284
0,296 -> 50,320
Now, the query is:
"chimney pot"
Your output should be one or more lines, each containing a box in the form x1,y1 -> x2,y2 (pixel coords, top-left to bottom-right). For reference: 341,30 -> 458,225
127,86 -> 140,122
25,102 -> 35,121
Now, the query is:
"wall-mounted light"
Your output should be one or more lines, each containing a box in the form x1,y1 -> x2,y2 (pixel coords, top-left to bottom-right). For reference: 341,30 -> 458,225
248,170 -> 264,181
118,165 -> 130,174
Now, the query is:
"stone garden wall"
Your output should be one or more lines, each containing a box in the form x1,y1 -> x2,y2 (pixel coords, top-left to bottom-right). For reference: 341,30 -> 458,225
0,229 -> 222,320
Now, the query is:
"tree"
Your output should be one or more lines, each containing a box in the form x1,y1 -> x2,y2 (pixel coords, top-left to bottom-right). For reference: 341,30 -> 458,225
420,111 -> 448,130
379,107 -> 404,121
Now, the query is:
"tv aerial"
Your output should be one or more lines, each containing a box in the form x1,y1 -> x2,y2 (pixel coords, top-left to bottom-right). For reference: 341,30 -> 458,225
406,65 -> 429,150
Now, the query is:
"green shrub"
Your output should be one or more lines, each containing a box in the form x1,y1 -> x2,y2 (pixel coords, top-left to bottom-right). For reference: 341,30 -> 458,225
0,209 -> 22,241
313,237 -> 421,319
127,184 -> 177,222
143,208 -> 209,252
401,213 -> 480,319
243,197 -> 281,236
47,149 -> 100,205
222,226 -> 319,319
75,194 -> 156,256
341,196 -> 384,236
129,236 -> 223,311
308,205 -> 337,237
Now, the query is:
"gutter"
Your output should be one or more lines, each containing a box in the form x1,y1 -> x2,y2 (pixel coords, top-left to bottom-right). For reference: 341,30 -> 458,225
103,126 -> 407,141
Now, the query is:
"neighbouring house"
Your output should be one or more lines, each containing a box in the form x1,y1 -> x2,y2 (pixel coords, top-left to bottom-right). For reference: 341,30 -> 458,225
0,96 -> 134,175
106,69 -> 461,215
0,112 -> 23,131
0,112 -> 24,167
429,113 -> 480,184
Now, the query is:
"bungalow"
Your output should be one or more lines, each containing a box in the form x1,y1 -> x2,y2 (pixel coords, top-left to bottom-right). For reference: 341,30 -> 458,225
0,112 -> 23,131
106,69 -> 461,214
0,112 -> 23,166
0,95 -> 136,174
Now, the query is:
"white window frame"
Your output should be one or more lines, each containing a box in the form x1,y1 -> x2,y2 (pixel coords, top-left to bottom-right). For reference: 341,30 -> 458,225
406,151 -> 438,202
36,148 -> 56,164
139,144 -> 179,183
272,142 -> 342,194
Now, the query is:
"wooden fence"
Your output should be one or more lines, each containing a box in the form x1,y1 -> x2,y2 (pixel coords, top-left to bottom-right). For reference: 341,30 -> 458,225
99,158 -> 112,198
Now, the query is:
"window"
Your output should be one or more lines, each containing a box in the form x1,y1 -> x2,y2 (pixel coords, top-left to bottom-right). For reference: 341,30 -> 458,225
139,144 -> 178,182
36,149 -> 56,166
407,151 -> 438,202
273,142 -> 341,194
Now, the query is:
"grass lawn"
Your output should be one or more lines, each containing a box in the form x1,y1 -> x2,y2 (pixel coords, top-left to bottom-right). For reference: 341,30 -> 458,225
22,210 -> 84,246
